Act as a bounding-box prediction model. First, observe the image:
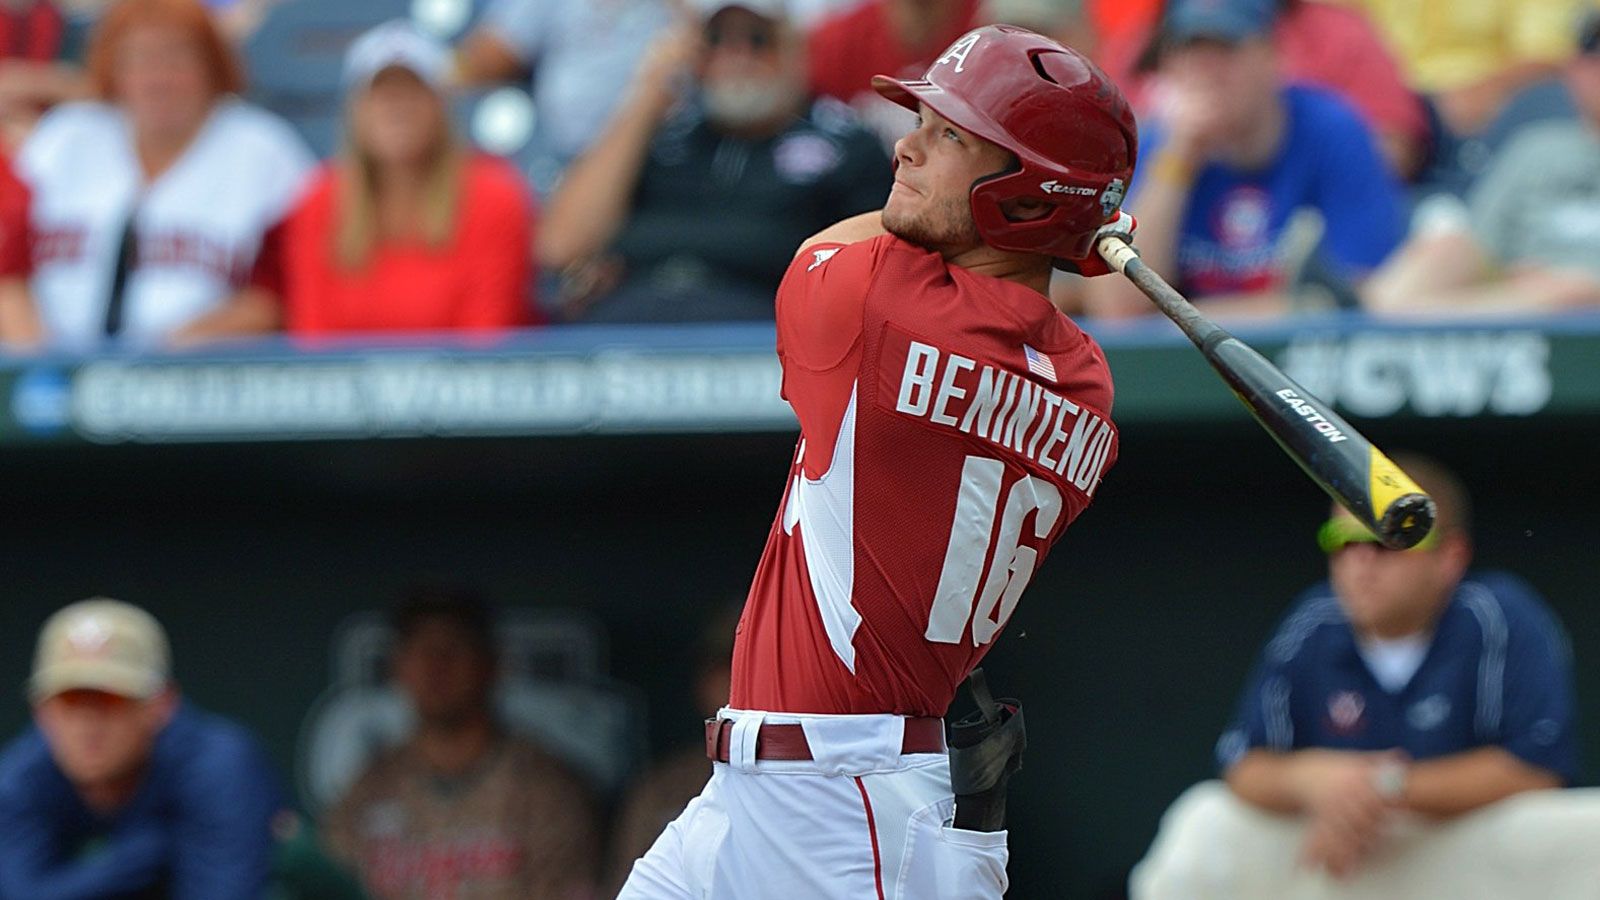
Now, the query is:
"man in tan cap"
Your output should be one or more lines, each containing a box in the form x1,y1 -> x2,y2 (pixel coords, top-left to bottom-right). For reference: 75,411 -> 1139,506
0,597 -> 285,898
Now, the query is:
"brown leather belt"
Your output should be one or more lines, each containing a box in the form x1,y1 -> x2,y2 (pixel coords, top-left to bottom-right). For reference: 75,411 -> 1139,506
705,716 -> 946,762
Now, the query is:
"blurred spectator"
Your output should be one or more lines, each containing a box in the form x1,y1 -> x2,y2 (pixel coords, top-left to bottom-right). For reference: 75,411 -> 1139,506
806,0 -> 981,147
205,0 -> 279,42
269,812 -> 371,900
0,0 -> 75,147
451,0 -> 671,195
249,21 -> 535,338
603,604 -> 737,896
0,0 -> 64,61
979,0 -> 1092,53
0,150 -> 29,349
538,0 -> 889,323
0,0 -> 312,352
1096,0 -> 1429,179
48,0 -> 110,58
1363,12 -> 1600,317
1138,455 -> 1579,893
0,598 -> 286,898
1087,0 -> 1158,54
323,586 -> 601,900
1083,0 -> 1405,319
1136,457 -> 1585,895
1352,0 -> 1597,136
784,0 -> 862,28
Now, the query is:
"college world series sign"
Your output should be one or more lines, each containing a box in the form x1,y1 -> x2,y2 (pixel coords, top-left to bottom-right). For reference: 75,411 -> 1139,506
1,317 -> 1596,444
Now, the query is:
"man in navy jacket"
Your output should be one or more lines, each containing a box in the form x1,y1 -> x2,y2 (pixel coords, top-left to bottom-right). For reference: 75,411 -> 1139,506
1219,456 -> 1578,879
0,597 -> 285,899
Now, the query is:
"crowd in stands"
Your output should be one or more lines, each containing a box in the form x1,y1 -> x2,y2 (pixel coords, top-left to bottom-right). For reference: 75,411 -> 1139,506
0,0 -> 1590,355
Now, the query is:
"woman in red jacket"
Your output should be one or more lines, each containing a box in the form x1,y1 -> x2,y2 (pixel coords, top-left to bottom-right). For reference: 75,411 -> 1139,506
258,20 -> 537,338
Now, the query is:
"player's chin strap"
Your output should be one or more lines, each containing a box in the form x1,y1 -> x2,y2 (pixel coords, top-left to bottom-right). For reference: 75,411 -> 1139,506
946,668 -> 1027,833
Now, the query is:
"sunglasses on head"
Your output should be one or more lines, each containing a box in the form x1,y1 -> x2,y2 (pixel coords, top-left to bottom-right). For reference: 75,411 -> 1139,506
704,21 -> 778,51
1316,515 -> 1441,555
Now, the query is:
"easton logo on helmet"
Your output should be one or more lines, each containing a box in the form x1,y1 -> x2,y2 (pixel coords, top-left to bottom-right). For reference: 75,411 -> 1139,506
936,33 -> 980,73
1099,178 -> 1127,217
1040,180 -> 1096,197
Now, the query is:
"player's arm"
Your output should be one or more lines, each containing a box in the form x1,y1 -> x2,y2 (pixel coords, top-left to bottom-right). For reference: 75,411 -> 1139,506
795,211 -> 885,257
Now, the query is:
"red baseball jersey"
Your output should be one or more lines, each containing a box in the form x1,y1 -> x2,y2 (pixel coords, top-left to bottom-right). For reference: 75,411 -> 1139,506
728,234 -> 1119,717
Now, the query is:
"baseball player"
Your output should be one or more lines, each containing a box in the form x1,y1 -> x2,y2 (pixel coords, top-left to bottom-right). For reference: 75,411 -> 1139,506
619,24 -> 1138,899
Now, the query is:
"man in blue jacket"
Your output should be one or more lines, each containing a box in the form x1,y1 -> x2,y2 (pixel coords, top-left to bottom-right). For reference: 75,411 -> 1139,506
0,598 -> 286,899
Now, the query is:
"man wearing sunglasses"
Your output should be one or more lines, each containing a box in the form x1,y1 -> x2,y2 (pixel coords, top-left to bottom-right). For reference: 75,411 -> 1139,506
1205,455 -> 1579,882
538,0 -> 889,323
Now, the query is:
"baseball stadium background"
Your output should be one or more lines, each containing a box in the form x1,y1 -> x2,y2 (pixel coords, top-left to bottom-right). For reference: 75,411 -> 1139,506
3,0 -> 1600,898
3,317 -> 1598,897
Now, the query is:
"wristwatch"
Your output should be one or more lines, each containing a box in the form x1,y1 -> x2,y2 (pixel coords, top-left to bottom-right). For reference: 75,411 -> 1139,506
1372,759 -> 1409,801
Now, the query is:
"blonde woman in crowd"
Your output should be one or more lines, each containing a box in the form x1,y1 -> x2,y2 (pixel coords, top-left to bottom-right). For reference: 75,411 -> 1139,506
247,20 -> 536,337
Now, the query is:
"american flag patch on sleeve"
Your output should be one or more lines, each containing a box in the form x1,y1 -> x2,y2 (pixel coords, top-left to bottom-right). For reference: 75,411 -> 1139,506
1023,344 -> 1057,381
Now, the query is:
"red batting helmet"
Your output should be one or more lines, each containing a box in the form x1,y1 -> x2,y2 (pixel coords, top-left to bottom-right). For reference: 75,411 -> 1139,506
872,25 -> 1138,262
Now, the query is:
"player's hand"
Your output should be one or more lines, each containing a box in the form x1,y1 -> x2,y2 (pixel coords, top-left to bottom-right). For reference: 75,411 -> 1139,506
1058,211 -> 1136,278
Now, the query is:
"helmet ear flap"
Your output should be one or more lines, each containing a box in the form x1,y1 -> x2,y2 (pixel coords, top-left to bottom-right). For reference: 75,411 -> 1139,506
968,169 -> 1100,260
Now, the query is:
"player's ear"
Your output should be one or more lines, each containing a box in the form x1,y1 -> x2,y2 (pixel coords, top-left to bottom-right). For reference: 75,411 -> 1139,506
1439,532 -> 1473,581
999,196 -> 1050,223
147,686 -> 180,730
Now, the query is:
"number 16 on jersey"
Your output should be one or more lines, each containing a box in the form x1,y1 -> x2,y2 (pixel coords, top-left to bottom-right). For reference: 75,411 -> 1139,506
925,455 -> 1064,647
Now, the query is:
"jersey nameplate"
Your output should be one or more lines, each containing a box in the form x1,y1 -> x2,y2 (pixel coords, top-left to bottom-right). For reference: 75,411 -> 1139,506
878,325 -> 1115,496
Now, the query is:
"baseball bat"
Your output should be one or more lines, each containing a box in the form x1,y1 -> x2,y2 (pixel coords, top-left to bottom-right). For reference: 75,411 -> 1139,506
1095,236 -> 1435,550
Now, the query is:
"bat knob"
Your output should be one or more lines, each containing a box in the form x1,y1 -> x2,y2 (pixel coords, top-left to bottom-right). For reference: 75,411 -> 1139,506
1378,494 -> 1438,550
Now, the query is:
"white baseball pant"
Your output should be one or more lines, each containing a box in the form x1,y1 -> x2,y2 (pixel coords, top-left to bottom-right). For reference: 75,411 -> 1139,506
617,708 -> 1009,900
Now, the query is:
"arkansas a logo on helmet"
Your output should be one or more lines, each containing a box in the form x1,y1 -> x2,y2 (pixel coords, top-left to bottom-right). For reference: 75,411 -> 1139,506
871,25 -> 1138,263
934,32 -> 981,73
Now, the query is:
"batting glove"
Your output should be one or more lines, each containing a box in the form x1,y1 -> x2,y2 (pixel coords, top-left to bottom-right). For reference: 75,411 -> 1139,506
1057,212 -> 1137,278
